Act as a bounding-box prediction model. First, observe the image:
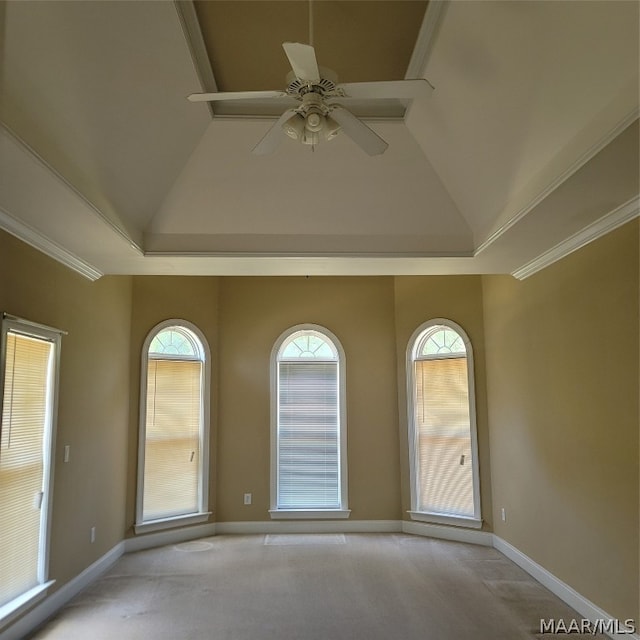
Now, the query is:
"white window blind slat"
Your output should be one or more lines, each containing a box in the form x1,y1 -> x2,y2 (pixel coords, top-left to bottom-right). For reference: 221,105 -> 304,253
278,361 -> 339,509
0,332 -> 53,608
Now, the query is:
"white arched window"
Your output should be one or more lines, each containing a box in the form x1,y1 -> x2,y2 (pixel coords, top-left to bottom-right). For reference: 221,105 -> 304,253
270,325 -> 349,519
407,319 -> 481,528
135,320 -> 211,533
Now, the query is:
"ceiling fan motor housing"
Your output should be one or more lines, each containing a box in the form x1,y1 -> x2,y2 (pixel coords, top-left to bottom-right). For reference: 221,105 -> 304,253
285,67 -> 338,97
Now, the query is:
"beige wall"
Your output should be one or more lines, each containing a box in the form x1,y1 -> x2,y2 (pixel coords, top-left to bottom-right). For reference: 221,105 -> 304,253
3,219 -> 637,628
127,275 -> 492,526
217,276 -> 400,521
482,220 -> 639,621
126,276 -> 403,524
0,229 -> 132,588
393,276 -> 493,529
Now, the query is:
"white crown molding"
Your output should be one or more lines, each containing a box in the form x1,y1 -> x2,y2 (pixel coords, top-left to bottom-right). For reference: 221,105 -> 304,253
0,123 -> 142,254
406,0 -> 448,81
493,536 -> 639,640
476,110 -> 640,256
173,0 -> 216,119
0,206 -> 103,281
512,195 -> 639,280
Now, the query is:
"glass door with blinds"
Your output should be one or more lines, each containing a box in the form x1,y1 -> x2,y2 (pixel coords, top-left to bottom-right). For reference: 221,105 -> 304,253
0,318 -> 60,614
407,320 -> 481,527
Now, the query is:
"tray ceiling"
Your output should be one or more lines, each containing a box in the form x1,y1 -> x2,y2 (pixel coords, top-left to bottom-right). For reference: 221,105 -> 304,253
0,0 -> 637,279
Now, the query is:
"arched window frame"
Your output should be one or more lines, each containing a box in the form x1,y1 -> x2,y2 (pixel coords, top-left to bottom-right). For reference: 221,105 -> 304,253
406,318 -> 482,529
269,324 -> 350,519
135,319 -> 212,534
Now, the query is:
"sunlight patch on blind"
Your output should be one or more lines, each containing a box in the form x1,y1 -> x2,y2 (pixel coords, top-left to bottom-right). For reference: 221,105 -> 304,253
415,357 -> 473,517
143,359 -> 201,520
0,332 -> 52,607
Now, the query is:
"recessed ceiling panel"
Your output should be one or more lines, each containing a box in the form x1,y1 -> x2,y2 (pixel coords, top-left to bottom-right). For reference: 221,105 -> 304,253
193,1 -> 427,92
147,118 -> 473,256
407,0 -> 639,246
0,0 -> 636,279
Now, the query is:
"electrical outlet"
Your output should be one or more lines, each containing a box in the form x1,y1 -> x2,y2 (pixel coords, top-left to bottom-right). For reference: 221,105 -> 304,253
63,445 -> 70,463
90,526 -> 96,543
501,508 -> 506,522
243,493 -> 252,505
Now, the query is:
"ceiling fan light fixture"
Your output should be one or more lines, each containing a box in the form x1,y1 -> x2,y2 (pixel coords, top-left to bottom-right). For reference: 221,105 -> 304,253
323,115 -> 341,142
301,130 -> 320,146
305,112 -> 323,132
282,112 -> 306,140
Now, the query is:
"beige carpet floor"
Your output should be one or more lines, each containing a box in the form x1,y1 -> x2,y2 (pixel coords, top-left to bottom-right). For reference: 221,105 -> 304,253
27,533 -> 603,640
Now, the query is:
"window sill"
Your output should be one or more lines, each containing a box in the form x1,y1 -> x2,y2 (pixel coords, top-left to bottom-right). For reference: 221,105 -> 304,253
269,509 -> 351,520
134,512 -> 212,535
408,511 -> 483,529
0,581 -> 55,630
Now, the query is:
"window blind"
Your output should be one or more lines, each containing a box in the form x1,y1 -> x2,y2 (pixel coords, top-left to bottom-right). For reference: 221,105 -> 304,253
414,357 -> 474,517
143,358 -> 201,521
278,361 -> 339,509
0,332 -> 53,607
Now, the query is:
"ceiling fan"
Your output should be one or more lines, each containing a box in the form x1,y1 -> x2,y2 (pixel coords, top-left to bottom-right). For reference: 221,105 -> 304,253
187,42 -> 433,156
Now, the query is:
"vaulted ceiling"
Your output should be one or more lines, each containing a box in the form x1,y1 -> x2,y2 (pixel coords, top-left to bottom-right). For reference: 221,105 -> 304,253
0,0 -> 638,280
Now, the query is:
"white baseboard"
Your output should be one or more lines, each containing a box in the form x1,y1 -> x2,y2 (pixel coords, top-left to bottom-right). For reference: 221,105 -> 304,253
123,522 -> 217,553
4,524 -> 634,640
402,519 -> 494,546
0,542 -> 125,640
493,536 -> 639,640
215,519 -> 403,535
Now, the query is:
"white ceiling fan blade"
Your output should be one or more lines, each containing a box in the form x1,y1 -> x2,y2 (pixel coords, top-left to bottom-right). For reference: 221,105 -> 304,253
282,42 -> 320,83
252,109 -> 299,155
329,106 -> 388,156
188,90 -> 287,102
336,79 -> 434,100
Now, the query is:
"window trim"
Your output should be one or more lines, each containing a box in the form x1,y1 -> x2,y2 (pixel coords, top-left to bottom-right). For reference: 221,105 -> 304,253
135,319 -> 212,534
269,324 -> 350,519
406,318 -> 482,528
0,314 -> 63,625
